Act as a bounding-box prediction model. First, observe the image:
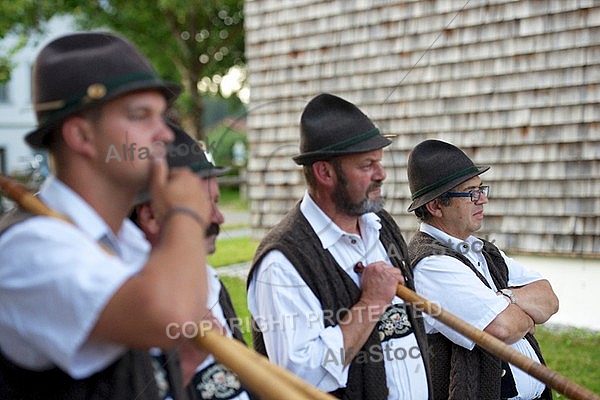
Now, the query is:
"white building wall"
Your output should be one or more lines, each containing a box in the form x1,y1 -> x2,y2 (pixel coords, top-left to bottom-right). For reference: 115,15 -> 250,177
0,16 -> 76,175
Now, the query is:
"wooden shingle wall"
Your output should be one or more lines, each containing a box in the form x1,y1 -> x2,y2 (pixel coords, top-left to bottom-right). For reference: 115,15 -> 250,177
244,0 -> 600,256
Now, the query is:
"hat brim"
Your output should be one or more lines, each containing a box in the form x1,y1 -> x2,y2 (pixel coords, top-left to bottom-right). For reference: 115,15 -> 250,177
293,134 -> 393,165
407,165 -> 490,212
196,165 -> 231,178
25,79 -> 181,149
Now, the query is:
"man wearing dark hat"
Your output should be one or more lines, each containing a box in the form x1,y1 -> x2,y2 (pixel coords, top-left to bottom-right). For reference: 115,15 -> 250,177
406,139 -> 558,400
0,32 -> 211,399
131,122 -> 255,400
247,93 -> 433,399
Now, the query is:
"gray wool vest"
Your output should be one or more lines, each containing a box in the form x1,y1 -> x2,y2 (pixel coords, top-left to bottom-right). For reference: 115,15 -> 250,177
248,203 -> 433,400
409,231 -> 552,400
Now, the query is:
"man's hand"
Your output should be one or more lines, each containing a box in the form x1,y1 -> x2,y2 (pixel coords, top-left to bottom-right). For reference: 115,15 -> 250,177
148,156 -> 211,225
356,261 -> 404,311
339,261 -> 405,366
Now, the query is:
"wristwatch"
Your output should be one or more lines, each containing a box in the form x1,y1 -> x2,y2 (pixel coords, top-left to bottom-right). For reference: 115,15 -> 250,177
499,288 -> 517,304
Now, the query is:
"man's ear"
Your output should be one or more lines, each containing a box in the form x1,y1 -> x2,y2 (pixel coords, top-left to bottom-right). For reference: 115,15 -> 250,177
312,160 -> 336,187
136,203 -> 161,236
60,116 -> 97,158
425,198 -> 444,218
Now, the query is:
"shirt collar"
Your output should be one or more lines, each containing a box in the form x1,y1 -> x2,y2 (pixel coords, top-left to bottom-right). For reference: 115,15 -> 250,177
420,222 -> 482,255
299,191 -> 382,249
38,176 -> 148,256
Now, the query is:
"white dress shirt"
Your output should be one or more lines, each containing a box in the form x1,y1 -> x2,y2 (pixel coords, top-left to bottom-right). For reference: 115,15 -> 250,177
248,192 -> 428,399
0,177 -> 149,378
413,222 -> 545,400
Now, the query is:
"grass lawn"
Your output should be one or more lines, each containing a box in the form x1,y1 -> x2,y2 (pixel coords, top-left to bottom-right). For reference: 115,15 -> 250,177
219,186 -> 249,211
208,236 -> 259,267
219,275 -> 255,345
535,326 -> 600,397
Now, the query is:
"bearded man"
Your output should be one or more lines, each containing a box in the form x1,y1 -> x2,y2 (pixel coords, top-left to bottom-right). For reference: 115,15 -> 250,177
247,93 -> 433,400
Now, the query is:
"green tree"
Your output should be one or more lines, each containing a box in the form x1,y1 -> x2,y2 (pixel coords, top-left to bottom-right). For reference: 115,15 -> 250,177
0,0 -> 245,140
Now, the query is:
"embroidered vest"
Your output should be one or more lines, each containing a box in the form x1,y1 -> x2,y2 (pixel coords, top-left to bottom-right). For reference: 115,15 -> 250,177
248,204 -> 433,400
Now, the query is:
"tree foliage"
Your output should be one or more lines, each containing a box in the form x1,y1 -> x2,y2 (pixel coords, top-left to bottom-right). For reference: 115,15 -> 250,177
0,0 -> 245,139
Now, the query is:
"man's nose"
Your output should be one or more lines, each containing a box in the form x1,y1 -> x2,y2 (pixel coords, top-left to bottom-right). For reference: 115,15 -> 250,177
476,191 -> 488,204
374,162 -> 386,181
211,205 -> 225,226
155,119 -> 174,144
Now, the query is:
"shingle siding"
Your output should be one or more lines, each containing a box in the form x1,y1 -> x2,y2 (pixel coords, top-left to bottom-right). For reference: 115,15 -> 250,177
245,0 -> 600,255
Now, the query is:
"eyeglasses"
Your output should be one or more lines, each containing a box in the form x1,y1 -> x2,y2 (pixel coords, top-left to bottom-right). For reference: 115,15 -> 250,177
443,185 -> 489,202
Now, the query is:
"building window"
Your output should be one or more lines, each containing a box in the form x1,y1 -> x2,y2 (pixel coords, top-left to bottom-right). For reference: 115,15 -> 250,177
0,84 -> 8,103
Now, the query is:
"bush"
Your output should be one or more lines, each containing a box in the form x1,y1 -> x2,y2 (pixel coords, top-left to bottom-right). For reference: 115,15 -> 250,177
205,121 -> 247,174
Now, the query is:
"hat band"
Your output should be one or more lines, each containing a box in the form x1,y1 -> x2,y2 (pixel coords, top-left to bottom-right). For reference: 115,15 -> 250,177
411,165 -> 478,200
36,70 -> 161,124
318,127 -> 380,152
189,161 -> 216,172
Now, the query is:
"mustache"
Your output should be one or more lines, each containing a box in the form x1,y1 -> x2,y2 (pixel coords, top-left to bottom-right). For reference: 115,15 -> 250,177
368,181 -> 383,192
205,223 -> 220,237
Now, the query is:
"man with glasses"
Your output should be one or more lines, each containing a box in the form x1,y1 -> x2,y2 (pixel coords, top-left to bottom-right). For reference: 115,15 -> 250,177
406,139 -> 558,400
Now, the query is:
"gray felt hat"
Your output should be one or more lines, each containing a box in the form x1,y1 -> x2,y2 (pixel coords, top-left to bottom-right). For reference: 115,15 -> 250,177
26,32 -> 181,149
407,139 -> 489,212
293,93 -> 394,165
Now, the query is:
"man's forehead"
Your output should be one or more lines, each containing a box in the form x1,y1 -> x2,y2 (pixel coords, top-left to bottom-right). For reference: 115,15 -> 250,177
339,148 -> 384,163
112,90 -> 168,110
455,176 -> 482,190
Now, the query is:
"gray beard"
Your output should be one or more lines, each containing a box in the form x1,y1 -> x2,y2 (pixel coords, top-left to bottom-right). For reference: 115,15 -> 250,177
332,181 -> 385,216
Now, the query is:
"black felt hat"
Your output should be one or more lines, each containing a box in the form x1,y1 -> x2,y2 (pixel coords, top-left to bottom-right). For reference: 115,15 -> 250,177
407,139 -> 490,212
292,93 -> 393,165
166,122 -> 230,178
26,32 -> 181,149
